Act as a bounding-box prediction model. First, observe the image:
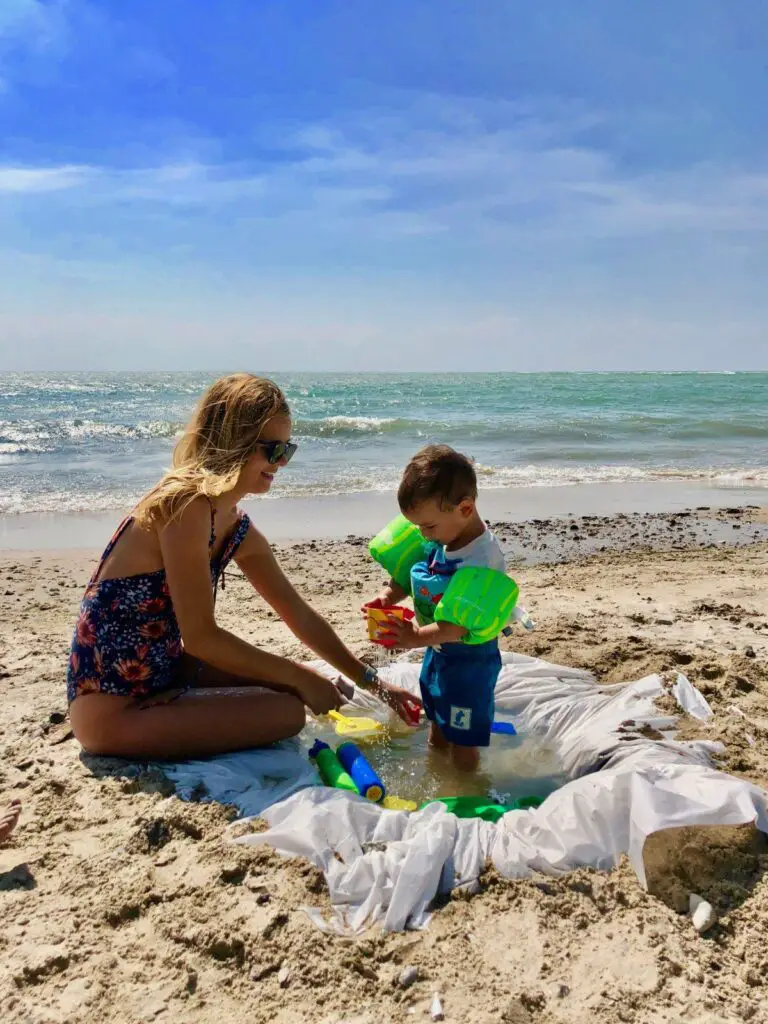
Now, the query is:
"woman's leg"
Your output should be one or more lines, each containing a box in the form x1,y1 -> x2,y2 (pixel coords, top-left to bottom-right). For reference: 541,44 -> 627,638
70,687 -> 306,761
174,652 -> 263,689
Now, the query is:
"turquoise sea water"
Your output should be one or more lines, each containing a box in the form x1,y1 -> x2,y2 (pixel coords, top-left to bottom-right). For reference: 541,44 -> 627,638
0,371 -> 766,515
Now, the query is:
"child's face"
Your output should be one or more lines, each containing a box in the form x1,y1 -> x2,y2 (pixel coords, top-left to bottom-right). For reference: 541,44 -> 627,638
239,415 -> 293,495
403,498 -> 474,546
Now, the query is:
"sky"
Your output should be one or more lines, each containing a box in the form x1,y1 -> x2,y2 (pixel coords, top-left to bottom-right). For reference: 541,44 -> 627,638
0,0 -> 766,372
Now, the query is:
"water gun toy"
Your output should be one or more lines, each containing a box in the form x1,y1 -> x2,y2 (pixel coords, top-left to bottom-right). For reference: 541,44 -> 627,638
337,741 -> 386,803
328,709 -> 386,741
367,604 -> 415,647
369,515 -> 523,645
308,740 -> 358,794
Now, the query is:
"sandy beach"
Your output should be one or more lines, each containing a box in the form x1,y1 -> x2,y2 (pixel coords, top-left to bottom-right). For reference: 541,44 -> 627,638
2,504 -> 768,1024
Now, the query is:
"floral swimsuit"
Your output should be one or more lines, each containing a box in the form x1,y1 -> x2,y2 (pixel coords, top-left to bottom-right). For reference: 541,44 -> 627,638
67,505 -> 251,703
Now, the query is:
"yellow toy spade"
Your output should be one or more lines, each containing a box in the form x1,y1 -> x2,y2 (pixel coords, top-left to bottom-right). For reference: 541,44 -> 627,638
327,709 -> 385,740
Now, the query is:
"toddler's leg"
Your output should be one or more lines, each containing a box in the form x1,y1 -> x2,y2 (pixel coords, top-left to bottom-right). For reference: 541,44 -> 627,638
428,720 -> 450,750
450,743 -> 480,773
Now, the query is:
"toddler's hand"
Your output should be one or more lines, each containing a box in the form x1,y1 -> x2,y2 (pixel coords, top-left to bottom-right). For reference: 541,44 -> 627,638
375,680 -> 422,724
380,613 -> 421,649
360,595 -> 387,619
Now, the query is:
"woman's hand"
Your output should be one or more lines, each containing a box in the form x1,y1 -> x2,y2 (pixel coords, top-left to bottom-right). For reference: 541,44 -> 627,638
295,668 -> 344,716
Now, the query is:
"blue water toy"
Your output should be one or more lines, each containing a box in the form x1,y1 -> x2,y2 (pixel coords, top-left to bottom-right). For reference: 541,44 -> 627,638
308,739 -> 359,794
490,721 -> 517,736
336,740 -> 386,803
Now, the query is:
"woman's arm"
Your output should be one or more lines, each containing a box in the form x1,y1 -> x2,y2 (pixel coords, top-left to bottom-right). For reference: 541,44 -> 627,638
235,526 -> 370,685
158,500 -> 342,714
235,528 -> 421,719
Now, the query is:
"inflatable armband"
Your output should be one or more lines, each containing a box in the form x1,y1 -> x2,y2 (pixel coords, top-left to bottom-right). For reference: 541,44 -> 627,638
435,566 -> 519,644
368,515 -> 427,591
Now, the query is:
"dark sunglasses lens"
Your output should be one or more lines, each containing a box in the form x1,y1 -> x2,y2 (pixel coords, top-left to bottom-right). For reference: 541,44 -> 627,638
268,441 -> 297,464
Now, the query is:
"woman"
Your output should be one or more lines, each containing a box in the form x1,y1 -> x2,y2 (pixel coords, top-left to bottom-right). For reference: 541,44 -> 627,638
68,373 -> 417,759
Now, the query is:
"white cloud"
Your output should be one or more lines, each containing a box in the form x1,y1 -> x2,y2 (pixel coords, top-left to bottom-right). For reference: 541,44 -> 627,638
0,164 -> 92,193
0,96 -> 767,265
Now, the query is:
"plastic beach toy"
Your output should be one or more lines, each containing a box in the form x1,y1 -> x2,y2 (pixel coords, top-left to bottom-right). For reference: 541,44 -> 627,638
328,709 -> 385,740
367,604 -> 415,647
382,795 -> 418,812
308,739 -> 358,794
491,721 -> 517,736
337,741 -> 386,803
421,794 -> 544,822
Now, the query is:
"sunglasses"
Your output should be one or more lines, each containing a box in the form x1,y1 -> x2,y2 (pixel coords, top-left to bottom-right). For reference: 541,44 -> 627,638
253,439 -> 298,465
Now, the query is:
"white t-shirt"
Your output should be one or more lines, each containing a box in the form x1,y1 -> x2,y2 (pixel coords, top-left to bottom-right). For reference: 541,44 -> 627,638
440,527 -> 506,574
410,526 -> 507,629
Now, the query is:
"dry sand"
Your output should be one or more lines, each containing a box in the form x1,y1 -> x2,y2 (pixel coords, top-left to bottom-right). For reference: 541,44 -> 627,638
2,506 -> 768,1024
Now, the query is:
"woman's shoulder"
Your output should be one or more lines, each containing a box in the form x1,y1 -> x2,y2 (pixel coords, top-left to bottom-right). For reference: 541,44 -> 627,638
158,495 -> 215,541
231,514 -> 271,561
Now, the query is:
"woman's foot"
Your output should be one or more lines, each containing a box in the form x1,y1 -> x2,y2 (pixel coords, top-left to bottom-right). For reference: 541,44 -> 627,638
0,799 -> 21,844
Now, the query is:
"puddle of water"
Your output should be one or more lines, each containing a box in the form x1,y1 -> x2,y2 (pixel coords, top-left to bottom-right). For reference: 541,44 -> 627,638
304,709 -> 566,806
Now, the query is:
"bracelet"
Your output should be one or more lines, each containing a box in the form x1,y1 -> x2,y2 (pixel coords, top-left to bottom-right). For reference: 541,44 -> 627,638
362,665 -> 379,688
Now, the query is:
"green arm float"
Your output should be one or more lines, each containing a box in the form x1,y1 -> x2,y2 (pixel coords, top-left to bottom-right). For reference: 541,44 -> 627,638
434,566 -> 519,645
368,514 -> 428,592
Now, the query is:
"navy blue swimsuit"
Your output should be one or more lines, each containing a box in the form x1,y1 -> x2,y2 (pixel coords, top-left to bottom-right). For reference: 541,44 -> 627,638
67,505 -> 250,703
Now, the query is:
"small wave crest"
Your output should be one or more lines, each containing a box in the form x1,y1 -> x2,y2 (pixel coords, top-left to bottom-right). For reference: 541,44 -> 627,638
2,463 -> 767,515
0,419 -> 183,454
295,416 -> 407,437
474,463 -> 768,487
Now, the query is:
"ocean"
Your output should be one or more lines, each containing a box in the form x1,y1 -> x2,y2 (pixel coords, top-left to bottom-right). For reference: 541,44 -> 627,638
1,371 -> 766,516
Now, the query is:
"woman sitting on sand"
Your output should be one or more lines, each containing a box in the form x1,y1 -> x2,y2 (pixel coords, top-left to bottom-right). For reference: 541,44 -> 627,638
67,373 -> 416,760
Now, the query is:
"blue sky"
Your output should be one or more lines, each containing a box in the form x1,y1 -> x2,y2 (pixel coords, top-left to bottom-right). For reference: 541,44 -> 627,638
0,0 -> 766,371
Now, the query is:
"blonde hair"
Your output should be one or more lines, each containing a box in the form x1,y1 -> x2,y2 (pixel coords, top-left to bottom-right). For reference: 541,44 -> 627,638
134,373 -> 290,527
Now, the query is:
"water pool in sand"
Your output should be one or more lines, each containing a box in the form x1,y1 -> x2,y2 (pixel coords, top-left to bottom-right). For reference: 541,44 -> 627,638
303,709 -> 566,806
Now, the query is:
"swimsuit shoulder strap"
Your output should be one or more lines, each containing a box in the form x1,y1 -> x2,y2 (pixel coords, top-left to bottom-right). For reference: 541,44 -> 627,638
88,515 -> 134,586
213,511 -> 252,594
204,496 -> 216,549
224,511 -> 251,565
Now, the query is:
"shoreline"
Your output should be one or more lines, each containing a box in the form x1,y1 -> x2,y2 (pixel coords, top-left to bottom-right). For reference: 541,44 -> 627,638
1,478 -> 767,551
